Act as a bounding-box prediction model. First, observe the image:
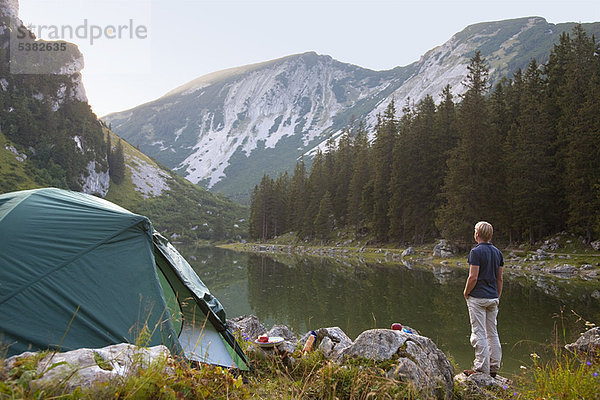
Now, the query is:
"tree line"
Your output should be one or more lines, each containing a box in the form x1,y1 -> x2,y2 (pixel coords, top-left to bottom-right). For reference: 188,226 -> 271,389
250,26 -> 600,245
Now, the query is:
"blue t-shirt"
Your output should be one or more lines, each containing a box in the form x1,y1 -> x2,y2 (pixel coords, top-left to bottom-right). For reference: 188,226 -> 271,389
467,242 -> 504,299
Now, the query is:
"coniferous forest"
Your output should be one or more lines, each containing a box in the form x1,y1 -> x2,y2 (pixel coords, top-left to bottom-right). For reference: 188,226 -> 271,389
249,26 -> 600,246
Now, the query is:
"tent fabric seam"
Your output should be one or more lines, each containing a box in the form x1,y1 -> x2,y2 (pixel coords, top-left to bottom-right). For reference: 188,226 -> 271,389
0,190 -> 33,225
0,216 -> 150,306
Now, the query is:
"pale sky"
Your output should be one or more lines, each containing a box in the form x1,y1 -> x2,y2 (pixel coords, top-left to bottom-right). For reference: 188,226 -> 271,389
18,0 -> 600,117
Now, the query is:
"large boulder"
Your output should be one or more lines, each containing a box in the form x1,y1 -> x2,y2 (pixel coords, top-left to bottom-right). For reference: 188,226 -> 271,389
453,372 -> 511,399
4,344 -> 172,392
337,329 -> 454,399
565,327 -> 600,357
433,240 -> 458,258
227,314 -> 267,340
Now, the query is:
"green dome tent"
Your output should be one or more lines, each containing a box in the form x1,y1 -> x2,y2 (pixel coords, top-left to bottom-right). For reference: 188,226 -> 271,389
0,188 -> 249,370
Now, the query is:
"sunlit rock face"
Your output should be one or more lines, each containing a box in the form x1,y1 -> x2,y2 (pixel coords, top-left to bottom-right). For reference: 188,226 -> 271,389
104,17 -> 597,198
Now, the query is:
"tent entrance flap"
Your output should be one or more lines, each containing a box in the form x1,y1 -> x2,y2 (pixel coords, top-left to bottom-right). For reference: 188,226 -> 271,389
152,233 -> 250,370
179,321 -> 235,367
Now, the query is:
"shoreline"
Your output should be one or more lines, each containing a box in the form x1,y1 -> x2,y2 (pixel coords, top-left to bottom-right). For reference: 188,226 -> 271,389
218,241 -> 600,289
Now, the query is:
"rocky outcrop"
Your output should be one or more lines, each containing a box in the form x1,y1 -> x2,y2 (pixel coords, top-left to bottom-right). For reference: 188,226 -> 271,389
227,314 -> 267,340
0,0 -> 18,20
81,160 -> 110,196
565,327 -> 600,357
4,344 -> 172,392
338,329 -> 454,399
453,372 -> 511,399
433,240 -> 458,258
228,314 -> 454,397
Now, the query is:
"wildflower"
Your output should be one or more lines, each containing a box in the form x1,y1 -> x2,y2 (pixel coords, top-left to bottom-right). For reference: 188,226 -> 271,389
530,352 -> 539,359
587,361 -> 592,367
503,385 -> 508,390
594,372 -> 598,377
520,365 -> 527,370
513,392 -> 518,396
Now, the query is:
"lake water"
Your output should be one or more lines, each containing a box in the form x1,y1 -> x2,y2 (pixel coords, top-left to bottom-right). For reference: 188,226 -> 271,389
177,245 -> 600,375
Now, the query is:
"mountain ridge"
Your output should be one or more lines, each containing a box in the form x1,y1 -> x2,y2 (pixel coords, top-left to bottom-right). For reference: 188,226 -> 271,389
103,16 -> 600,201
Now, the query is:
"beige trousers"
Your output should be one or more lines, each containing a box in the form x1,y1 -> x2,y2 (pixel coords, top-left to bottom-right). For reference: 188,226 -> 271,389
466,296 -> 501,374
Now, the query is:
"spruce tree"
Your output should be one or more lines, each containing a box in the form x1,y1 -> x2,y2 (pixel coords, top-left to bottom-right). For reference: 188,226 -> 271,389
289,159 -> 307,233
372,101 -> 397,242
561,26 -> 600,241
347,122 -> 372,231
436,51 -> 499,243
110,139 -> 126,184
314,191 -> 334,239
506,60 -> 556,243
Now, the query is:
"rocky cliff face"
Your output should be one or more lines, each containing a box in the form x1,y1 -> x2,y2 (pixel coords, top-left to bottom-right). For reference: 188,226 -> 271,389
104,17 -> 600,199
0,0 -> 105,194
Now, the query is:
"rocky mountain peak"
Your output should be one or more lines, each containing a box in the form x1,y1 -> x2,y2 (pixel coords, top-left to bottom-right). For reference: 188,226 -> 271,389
104,17 -> 600,201
0,0 -> 18,20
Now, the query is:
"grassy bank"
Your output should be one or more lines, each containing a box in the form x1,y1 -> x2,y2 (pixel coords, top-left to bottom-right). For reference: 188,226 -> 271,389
219,231 -> 600,277
2,338 -> 598,399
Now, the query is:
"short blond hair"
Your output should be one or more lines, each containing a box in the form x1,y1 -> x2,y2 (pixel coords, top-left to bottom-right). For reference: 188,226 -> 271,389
475,221 -> 493,242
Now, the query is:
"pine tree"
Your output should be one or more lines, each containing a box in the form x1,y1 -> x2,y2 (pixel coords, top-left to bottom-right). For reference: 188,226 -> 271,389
314,191 -> 334,239
372,101 -> 397,242
387,99 -> 414,243
436,51 -> 500,243
110,139 -> 126,184
272,172 -> 290,237
332,131 -> 354,225
561,26 -> 600,241
347,122 -> 372,231
249,184 -> 263,239
289,159 -> 307,233
506,60 -> 557,243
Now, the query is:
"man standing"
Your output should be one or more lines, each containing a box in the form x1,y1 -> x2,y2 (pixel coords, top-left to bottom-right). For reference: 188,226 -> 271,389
463,221 -> 504,377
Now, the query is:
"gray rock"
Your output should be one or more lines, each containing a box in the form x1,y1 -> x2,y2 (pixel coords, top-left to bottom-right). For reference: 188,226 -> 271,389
580,269 -> 599,281
402,247 -> 415,257
267,325 -> 298,354
565,327 -> 600,356
301,327 -> 353,358
591,240 -> 600,251
267,325 -> 297,342
318,336 -> 335,356
227,314 -> 267,340
5,344 -> 172,392
454,372 -> 511,399
433,240 -> 457,258
536,249 -> 548,260
338,329 -> 454,399
543,264 -> 577,277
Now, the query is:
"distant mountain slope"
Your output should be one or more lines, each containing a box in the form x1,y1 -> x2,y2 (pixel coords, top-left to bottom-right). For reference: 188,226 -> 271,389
0,0 -> 248,241
103,129 -> 248,242
104,17 -> 600,200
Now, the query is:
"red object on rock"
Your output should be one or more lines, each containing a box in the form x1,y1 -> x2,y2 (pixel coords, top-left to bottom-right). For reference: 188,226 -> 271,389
258,335 -> 269,343
391,323 -> 403,331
